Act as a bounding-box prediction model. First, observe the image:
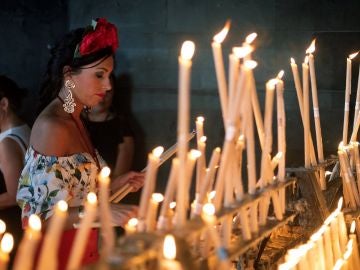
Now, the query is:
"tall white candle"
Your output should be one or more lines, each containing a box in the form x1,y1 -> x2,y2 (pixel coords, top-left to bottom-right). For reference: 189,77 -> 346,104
98,167 -> 115,259
354,63 -> 360,131
0,233 -> 13,270
176,41 -> 195,227
303,57 -> 311,168
67,192 -> 98,270
138,146 -> 164,231
37,200 -> 68,270
306,39 -> 326,190
211,20 -> 230,125
146,193 -> 164,232
13,214 -> 42,270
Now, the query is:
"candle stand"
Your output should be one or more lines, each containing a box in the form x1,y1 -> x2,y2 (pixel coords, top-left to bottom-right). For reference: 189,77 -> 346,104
86,178 -> 298,270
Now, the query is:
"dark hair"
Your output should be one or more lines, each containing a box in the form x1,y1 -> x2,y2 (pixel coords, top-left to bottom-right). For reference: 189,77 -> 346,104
38,28 -> 114,114
0,75 -> 27,112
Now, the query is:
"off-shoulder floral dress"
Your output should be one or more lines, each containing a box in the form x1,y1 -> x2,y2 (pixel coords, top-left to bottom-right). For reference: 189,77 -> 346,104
16,146 -> 105,269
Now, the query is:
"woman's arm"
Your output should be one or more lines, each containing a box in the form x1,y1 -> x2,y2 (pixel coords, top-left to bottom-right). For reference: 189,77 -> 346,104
0,138 -> 25,208
113,136 -> 134,178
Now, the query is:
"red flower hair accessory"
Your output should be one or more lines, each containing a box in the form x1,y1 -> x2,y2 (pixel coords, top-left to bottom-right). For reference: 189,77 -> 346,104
74,18 -> 119,58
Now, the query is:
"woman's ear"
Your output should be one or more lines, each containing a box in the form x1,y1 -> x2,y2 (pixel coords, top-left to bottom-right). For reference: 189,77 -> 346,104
63,65 -> 72,79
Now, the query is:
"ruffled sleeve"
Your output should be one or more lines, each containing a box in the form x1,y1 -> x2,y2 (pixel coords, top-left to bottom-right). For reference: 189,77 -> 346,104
16,147 -> 99,227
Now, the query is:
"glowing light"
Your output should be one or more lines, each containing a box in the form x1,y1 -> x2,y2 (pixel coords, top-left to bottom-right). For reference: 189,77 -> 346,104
0,233 -> 13,254
196,116 -> 204,123
152,193 -> 164,203
351,220 -> 356,234
57,200 -> 68,212
306,39 -> 316,54
127,218 -> 138,227
87,192 -> 97,205
169,201 -> 176,209
244,60 -> 258,69
304,56 -> 309,64
163,234 -> 177,259
180,41 -> 195,60
233,46 -> 253,58
349,51 -> 359,60
152,146 -> 164,158
277,70 -> 284,79
0,220 -> 6,234
190,149 -> 201,159
245,33 -> 257,44
290,57 -> 296,64
29,214 -> 42,231
200,136 -> 207,143
100,166 -> 111,178
213,20 -> 231,43
202,203 -> 215,216
208,191 -> 216,200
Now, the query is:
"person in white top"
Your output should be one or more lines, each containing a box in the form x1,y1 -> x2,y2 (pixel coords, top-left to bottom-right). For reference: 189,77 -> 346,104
0,75 -> 30,265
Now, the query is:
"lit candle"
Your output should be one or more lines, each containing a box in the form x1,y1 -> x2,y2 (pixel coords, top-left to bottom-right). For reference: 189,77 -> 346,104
98,167 -> 115,259
160,234 -> 183,270
290,57 -> 317,166
306,39 -> 326,190
343,52 -> 359,145
302,56 -> 311,168
349,221 -> 360,269
196,134 -> 207,196
176,40 -> 195,227
67,192 -> 98,270
146,193 -> 164,232
353,62 -> 360,131
124,218 -> 138,235
0,233 -> 13,270
211,20 -> 230,125
138,146 -> 164,231
13,214 -> 42,270
37,200 -> 68,270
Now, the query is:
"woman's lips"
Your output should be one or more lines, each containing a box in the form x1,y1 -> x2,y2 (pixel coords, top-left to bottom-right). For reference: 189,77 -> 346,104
96,93 -> 105,98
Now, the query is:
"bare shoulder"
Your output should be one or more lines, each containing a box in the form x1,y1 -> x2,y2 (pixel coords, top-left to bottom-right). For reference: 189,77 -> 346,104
30,106 -> 74,156
0,137 -> 23,164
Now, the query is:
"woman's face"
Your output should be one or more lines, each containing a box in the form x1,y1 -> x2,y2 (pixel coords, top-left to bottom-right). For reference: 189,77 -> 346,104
70,56 -> 114,108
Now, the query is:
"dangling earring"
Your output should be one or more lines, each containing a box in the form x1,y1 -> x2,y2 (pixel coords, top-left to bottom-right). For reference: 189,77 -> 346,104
63,79 -> 76,113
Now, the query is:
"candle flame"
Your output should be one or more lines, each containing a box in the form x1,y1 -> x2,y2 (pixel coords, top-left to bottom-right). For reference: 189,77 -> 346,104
200,136 -> 207,143
1,233 -> 13,254
29,214 -> 42,231
233,46 -> 253,58
349,51 -> 359,60
325,171 -> 332,177
100,166 -> 111,178
190,149 -> 201,159
152,193 -> 164,203
238,134 -> 245,141
337,197 -> 343,211
338,141 -> 344,150
127,217 -> 138,227
306,39 -> 316,54
213,20 -> 231,43
152,146 -> 164,158
215,147 -> 221,153
245,33 -> 257,44
333,259 -> 344,270
169,201 -> 176,209
275,152 -> 283,160
163,234 -> 177,259
208,190 -> 216,200
244,60 -> 258,69
277,70 -> 284,79
87,192 -> 97,205
351,220 -> 356,234
267,78 -> 278,89
57,200 -> 68,212
290,57 -> 296,64
304,56 -> 309,64
180,41 -> 195,60
0,219 -> 6,234
196,116 -> 204,123
202,203 -> 215,216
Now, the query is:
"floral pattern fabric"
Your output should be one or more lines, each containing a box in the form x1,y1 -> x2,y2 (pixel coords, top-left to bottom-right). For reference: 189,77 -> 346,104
16,146 -> 104,227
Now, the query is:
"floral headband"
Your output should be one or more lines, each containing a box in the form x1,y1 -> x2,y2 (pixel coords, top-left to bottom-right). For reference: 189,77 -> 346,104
73,18 -> 119,59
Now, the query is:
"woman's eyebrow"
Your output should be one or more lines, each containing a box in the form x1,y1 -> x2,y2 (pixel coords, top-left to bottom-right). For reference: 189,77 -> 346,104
96,67 -> 109,72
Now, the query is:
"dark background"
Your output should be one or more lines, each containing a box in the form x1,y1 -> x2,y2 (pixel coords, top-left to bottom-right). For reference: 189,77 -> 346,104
1,0 -> 359,191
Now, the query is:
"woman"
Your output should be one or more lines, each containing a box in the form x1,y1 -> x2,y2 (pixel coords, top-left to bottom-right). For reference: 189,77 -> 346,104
0,75 -> 30,265
16,18 -> 144,269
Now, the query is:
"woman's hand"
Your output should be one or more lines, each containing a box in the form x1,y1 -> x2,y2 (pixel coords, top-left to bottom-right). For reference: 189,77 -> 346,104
111,171 -> 145,193
110,203 -> 138,227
